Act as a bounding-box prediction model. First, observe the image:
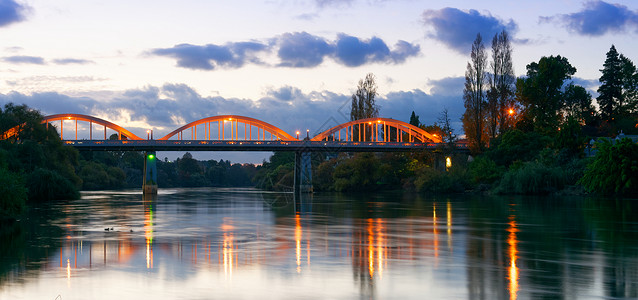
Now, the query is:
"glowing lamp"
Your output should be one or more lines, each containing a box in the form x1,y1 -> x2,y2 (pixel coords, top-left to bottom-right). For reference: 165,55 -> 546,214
148,154 -> 155,160
508,109 -> 515,115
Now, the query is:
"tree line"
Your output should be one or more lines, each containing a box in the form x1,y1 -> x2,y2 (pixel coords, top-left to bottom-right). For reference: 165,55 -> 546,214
461,31 -> 637,196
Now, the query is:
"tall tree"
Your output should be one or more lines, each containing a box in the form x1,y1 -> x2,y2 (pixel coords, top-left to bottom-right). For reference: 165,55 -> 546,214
462,33 -> 488,153
487,30 -> 515,138
620,54 -> 638,115
516,55 -> 576,134
597,45 -> 624,122
438,108 -> 456,145
409,111 -> 420,127
350,73 -> 379,121
350,73 -> 379,141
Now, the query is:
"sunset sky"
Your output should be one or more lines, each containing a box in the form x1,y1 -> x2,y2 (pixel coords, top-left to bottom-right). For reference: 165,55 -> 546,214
1,0 -> 637,162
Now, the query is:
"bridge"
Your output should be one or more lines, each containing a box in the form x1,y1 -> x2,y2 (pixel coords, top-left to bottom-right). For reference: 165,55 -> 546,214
3,113 -> 467,194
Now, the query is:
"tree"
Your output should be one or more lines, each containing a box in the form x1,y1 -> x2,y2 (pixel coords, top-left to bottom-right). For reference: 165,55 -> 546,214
351,73 -> 379,141
409,111 -> 420,127
462,33 -> 488,153
350,73 -> 379,121
516,55 -> 576,134
486,30 -> 515,138
597,45 -> 624,122
438,108 -> 456,145
563,84 -> 594,123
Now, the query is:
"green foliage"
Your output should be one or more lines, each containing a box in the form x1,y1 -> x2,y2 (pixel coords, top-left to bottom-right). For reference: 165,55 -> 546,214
414,165 -> 469,194
254,152 -> 295,191
579,138 -> 638,195
517,55 -> 576,134
333,153 -> 380,192
468,156 -> 505,184
78,161 -> 126,190
0,168 -> 27,220
495,161 -> 566,195
26,168 -> 80,201
488,129 -> 550,166
0,103 -> 81,200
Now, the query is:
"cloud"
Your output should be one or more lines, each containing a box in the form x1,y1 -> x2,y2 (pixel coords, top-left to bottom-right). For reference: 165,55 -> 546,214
314,0 -> 354,8
277,32 -> 334,67
422,7 -> 518,54
334,34 -> 420,66
2,55 -> 45,64
152,32 -> 420,70
53,58 -> 95,65
152,42 -> 268,70
541,1 -> 638,36
0,0 -> 29,27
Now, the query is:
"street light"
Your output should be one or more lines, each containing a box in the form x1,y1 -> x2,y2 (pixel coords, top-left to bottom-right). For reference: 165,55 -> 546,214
296,131 -> 300,139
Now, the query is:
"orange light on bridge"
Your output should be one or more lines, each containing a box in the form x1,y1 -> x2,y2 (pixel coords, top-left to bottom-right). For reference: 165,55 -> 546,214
508,108 -> 515,115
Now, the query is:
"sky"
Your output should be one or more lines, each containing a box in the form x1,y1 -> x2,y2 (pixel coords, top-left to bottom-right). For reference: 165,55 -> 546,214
1,0 -> 637,163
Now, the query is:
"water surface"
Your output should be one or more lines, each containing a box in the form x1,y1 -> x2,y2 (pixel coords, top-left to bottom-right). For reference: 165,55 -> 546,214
1,188 -> 637,299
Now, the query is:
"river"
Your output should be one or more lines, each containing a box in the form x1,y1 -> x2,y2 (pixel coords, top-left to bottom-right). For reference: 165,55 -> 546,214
1,188 -> 637,299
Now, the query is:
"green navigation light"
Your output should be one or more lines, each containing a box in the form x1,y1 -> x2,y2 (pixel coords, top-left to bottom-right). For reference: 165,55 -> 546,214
148,154 -> 155,160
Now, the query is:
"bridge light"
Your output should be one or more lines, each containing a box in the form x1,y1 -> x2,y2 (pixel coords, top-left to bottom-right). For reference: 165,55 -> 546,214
508,108 -> 515,115
296,131 -> 300,139
148,154 -> 155,160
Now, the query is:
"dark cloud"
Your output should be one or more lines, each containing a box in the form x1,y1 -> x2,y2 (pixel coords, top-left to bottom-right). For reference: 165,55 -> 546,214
428,76 -> 465,97
422,7 -> 518,54
152,42 -> 268,70
2,55 -> 45,64
152,32 -> 420,70
334,34 -> 420,67
541,1 -> 638,36
0,0 -> 29,27
53,58 -> 95,65
277,32 -> 334,67
266,86 -> 304,101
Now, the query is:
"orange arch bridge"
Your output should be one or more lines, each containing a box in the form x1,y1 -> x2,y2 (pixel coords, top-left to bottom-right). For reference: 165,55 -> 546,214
2,113 -> 460,195
312,117 -> 442,143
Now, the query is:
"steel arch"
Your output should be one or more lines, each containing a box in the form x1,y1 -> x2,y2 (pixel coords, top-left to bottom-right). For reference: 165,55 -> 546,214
311,117 -> 442,143
158,115 -> 297,141
43,114 -> 144,140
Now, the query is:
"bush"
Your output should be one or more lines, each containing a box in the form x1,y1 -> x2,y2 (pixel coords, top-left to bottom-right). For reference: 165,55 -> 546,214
26,168 -> 80,201
495,161 -> 566,194
414,166 -> 469,194
468,156 -> 505,184
0,168 -> 27,219
578,138 -> 638,195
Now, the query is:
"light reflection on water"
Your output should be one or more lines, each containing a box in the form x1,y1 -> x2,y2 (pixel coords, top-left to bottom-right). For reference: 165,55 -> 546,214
1,189 -> 638,299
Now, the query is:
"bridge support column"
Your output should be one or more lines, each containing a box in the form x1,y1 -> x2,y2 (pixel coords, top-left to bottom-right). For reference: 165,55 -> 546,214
294,151 -> 313,194
143,151 -> 158,194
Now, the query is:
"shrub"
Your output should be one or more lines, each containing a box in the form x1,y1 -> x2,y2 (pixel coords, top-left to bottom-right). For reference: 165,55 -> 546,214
578,138 -> 638,195
468,156 -> 505,184
495,161 -> 566,194
26,168 -> 80,201
0,168 -> 27,219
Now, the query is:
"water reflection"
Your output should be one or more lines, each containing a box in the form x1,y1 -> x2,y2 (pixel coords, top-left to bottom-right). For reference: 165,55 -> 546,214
507,215 -> 519,300
2,190 -> 638,299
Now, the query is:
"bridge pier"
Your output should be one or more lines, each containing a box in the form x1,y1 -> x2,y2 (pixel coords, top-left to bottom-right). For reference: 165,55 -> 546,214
143,151 -> 158,194
294,151 -> 313,194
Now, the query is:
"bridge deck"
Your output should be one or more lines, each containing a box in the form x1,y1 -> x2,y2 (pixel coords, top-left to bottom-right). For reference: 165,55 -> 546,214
63,140 -> 468,152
